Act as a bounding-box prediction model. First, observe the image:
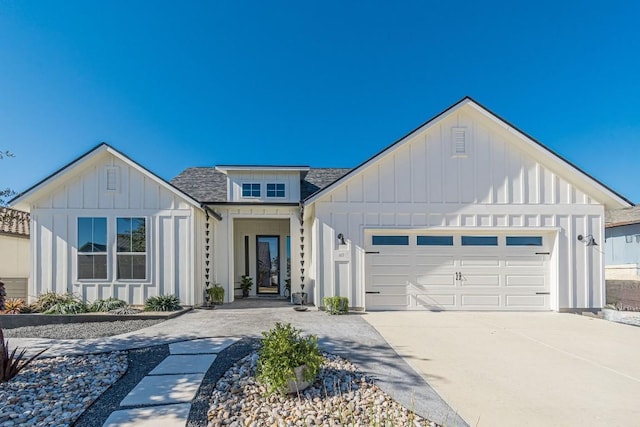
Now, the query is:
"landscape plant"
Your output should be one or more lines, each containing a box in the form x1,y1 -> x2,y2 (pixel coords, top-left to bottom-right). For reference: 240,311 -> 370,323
323,296 -> 349,315
256,322 -> 323,395
33,292 -> 80,313
2,298 -> 25,314
144,294 -> 182,312
44,299 -> 88,314
240,275 -> 253,298
207,284 -> 225,305
88,297 -> 127,312
109,306 -> 142,315
1,327 -> 46,382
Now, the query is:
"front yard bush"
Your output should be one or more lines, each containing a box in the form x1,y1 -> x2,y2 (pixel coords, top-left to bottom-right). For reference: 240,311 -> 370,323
323,296 -> 349,315
44,300 -> 88,314
89,297 -> 127,312
144,295 -> 182,312
33,292 -> 79,313
257,322 -> 323,395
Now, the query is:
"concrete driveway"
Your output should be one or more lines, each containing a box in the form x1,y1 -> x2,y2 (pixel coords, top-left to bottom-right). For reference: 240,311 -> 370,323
363,312 -> 640,427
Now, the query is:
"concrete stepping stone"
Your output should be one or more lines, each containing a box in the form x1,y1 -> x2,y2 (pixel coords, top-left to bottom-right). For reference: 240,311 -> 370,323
102,403 -> 191,427
169,337 -> 238,354
120,374 -> 204,406
149,354 -> 217,375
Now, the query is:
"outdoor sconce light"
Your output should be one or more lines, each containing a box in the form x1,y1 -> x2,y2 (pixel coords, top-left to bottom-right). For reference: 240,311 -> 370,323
577,234 -> 598,246
337,233 -> 346,245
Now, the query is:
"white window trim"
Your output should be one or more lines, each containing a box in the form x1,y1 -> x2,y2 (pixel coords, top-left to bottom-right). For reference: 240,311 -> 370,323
115,216 -> 148,282
76,217 -> 110,282
265,183 -> 286,199
240,182 -> 262,199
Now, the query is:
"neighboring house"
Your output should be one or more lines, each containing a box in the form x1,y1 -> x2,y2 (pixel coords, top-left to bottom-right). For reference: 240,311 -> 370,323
604,206 -> 640,280
10,97 -> 632,311
0,207 -> 30,299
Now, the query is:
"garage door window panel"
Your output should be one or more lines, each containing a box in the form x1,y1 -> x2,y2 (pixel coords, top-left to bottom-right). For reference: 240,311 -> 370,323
372,235 -> 409,245
461,236 -> 498,246
506,236 -> 543,246
417,236 -> 454,246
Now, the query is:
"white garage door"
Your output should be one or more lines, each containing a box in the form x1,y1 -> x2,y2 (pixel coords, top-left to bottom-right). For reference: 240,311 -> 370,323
365,232 -> 551,311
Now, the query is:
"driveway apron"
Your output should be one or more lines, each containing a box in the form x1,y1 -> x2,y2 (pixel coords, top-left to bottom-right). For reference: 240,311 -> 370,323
363,311 -> 640,427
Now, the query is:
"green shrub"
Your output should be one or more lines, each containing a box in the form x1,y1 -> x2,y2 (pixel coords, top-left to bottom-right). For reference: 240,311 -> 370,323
144,295 -> 182,312
1,327 -> 46,382
33,292 -> 78,313
207,284 -> 225,305
44,300 -> 88,314
2,298 -> 25,315
88,297 -> 127,312
256,322 -> 323,395
323,296 -> 349,315
109,307 -> 142,315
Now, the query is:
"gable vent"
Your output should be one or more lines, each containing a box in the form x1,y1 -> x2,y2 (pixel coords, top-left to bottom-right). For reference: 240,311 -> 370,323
451,127 -> 467,156
105,166 -> 119,192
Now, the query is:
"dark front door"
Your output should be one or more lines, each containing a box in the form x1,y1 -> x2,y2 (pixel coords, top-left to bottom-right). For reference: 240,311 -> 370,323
256,235 -> 280,295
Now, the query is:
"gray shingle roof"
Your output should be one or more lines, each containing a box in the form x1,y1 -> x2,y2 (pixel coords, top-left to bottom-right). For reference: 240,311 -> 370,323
606,206 -> 640,228
0,208 -> 30,237
301,168 -> 352,199
171,168 -> 229,203
170,167 -> 351,203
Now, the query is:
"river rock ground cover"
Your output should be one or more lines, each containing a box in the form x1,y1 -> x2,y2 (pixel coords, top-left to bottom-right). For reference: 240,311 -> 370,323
208,351 -> 439,427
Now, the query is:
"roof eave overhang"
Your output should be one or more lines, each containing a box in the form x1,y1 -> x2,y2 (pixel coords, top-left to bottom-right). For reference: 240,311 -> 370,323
304,97 -> 633,209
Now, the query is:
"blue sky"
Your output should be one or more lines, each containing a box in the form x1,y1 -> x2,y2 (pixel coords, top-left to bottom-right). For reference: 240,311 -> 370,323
1,1 -> 639,202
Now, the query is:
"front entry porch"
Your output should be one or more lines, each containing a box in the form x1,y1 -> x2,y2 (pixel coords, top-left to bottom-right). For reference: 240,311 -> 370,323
232,218 -> 291,300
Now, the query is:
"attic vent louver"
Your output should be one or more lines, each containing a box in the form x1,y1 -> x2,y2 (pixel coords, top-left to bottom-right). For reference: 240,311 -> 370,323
451,127 -> 467,156
106,166 -> 119,192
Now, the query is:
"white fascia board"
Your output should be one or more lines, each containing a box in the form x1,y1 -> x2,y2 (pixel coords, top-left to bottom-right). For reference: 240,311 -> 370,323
10,144 -> 111,210
215,166 -> 310,174
10,143 -> 202,212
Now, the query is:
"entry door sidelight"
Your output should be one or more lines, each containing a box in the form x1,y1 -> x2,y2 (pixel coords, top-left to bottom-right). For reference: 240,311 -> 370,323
256,236 -> 280,294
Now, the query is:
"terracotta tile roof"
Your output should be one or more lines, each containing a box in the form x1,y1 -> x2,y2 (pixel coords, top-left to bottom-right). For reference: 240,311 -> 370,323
0,208 -> 30,237
606,206 -> 640,228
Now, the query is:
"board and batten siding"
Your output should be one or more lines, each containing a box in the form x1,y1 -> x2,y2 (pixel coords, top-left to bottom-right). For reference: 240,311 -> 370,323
226,171 -> 302,203
28,151 -> 200,305
309,107 -> 605,311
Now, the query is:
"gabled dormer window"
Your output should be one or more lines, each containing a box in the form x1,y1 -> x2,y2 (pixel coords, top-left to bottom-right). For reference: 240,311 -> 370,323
266,183 -> 285,198
242,183 -> 261,198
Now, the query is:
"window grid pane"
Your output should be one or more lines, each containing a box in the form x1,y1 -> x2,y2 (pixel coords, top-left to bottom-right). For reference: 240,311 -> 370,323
78,217 -> 107,279
242,183 -> 261,197
116,217 -> 147,280
266,183 -> 285,198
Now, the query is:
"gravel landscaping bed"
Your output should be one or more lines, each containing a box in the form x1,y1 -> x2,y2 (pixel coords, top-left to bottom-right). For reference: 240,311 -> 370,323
207,351 -> 439,426
3,319 -> 165,339
0,352 -> 127,427
74,345 -> 170,427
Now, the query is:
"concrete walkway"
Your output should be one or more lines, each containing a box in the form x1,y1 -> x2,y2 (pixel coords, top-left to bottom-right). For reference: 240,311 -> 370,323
10,307 -> 466,427
364,311 -> 640,427
103,338 -> 237,427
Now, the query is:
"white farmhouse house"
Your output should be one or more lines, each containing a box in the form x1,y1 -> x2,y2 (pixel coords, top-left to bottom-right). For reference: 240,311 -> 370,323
11,97 -> 632,311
